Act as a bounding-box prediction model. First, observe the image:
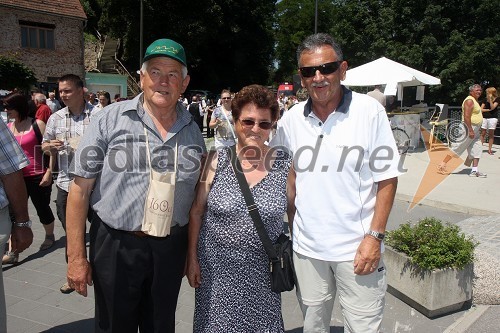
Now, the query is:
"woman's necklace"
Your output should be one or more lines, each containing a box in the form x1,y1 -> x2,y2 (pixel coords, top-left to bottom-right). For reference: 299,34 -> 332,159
12,119 -> 30,146
222,105 -> 231,117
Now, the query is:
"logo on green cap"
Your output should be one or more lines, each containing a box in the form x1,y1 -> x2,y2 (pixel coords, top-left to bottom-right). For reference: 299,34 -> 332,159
143,38 -> 187,66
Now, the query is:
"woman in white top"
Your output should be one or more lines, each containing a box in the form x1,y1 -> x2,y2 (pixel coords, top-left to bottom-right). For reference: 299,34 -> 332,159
93,91 -> 111,113
209,89 -> 236,149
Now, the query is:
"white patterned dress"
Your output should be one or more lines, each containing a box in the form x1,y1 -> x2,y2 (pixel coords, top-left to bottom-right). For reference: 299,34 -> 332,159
194,147 -> 292,332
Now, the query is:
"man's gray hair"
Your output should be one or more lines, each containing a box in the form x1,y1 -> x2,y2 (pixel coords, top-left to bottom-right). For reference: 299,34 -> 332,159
296,33 -> 344,65
34,93 -> 47,103
140,60 -> 188,78
469,84 -> 482,92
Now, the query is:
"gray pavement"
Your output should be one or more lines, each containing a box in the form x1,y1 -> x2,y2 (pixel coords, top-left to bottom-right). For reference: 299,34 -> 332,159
2,143 -> 499,332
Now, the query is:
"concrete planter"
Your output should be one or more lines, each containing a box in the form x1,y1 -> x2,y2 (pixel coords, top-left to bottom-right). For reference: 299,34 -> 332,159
385,246 -> 473,317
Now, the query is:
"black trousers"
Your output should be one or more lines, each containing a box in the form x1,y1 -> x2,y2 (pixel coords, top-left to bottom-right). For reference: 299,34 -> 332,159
24,174 -> 55,225
90,214 -> 188,333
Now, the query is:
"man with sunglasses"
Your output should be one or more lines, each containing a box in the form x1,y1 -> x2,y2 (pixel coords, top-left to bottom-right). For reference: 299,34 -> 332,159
271,33 -> 401,332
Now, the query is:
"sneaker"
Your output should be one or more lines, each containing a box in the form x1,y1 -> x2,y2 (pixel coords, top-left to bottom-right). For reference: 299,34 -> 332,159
60,282 -> 75,294
2,251 -> 19,265
469,171 -> 487,178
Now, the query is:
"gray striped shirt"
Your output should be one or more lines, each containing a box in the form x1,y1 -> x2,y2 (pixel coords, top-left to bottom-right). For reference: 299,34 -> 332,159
70,94 -> 206,230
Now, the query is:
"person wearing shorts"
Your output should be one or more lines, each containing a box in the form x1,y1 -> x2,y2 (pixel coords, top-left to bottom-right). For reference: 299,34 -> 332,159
480,87 -> 499,155
438,84 -> 486,177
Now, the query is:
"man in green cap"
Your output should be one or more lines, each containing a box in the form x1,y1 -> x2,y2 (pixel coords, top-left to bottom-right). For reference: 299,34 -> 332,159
65,38 -> 206,332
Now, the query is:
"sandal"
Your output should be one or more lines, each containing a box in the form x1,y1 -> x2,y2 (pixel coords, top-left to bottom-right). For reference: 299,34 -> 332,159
2,251 -> 19,265
39,234 -> 55,251
60,282 -> 75,294
437,164 -> 449,175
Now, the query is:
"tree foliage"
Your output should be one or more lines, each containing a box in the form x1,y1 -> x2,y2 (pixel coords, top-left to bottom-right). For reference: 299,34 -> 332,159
93,0 -> 276,92
81,0 -> 499,103
275,0 -> 500,104
0,55 -> 37,90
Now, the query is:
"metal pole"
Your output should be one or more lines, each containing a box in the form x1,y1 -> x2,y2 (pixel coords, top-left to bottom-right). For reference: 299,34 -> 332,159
139,0 -> 143,67
314,0 -> 318,34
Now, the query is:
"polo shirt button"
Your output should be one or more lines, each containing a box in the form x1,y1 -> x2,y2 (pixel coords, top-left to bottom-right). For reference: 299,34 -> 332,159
319,134 -> 324,138
319,122 -> 322,126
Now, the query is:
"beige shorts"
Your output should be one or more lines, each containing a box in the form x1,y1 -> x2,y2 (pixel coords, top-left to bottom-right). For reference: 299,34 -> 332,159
450,124 -> 482,158
293,251 -> 386,333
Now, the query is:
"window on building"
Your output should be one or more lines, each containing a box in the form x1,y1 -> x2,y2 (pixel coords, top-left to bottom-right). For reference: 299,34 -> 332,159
19,21 -> 55,50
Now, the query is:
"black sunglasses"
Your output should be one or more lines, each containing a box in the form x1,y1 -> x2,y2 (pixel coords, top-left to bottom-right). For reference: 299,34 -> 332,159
299,61 -> 342,78
239,119 -> 273,130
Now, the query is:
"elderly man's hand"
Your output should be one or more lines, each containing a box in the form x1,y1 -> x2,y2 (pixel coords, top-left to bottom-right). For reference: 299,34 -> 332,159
353,236 -> 382,275
67,258 -> 93,297
10,225 -> 34,253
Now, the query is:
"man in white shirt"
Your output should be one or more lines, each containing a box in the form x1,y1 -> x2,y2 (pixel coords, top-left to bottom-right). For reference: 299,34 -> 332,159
272,33 -> 401,333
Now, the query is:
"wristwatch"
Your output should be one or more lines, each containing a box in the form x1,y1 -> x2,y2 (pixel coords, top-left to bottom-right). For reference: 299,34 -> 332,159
367,230 -> 385,241
14,220 -> 32,228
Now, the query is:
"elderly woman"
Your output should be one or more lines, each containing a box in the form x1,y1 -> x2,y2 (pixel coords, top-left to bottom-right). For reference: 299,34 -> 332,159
2,94 -> 55,264
187,85 -> 293,332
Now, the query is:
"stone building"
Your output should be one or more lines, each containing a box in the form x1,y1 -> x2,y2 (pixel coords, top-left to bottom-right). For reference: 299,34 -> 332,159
0,0 -> 87,93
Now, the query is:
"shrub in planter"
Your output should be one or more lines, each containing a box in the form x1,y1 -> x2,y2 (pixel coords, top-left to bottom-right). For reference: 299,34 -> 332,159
385,217 -> 477,270
384,217 -> 478,317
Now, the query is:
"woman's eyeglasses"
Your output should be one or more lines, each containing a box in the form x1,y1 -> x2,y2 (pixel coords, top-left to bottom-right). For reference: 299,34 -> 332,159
239,119 -> 273,130
299,61 -> 342,78
222,97 -> 232,100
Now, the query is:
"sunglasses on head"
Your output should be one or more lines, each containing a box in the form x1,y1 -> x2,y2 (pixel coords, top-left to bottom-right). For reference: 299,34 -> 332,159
239,119 -> 273,130
299,61 -> 342,78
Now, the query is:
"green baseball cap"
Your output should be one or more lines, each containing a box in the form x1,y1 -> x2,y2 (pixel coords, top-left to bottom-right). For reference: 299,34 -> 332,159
143,38 -> 187,67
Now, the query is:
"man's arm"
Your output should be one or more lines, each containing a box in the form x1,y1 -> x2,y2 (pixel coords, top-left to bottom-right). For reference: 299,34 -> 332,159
66,176 -> 96,297
353,177 -> 397,275
286,165 -> 296,234
463,99 -> 474,138
1,171 -> 33,252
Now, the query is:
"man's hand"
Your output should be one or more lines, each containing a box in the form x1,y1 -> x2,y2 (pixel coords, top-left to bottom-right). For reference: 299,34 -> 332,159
353,236 -> 381,275
43,139 -> 65,152
468,127 -> 475,139
67,258 -> 93,297
10,225 -> 33,253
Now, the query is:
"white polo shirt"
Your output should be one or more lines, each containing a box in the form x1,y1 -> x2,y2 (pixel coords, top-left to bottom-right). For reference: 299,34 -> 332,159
271,87 -> 403,261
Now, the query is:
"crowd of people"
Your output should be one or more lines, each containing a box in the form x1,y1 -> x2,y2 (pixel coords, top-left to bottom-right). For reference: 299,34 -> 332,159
0,32 -> 497,333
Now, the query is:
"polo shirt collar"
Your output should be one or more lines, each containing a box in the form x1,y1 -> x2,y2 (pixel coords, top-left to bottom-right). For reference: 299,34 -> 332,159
303,85 -> 352,117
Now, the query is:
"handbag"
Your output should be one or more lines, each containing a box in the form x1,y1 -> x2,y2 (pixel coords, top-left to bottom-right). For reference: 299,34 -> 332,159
229,146 -> 295,293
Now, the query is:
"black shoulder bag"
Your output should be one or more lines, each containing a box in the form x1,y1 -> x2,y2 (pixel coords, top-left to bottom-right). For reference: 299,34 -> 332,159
32,119 -> 53,170
229,146 -> 294,293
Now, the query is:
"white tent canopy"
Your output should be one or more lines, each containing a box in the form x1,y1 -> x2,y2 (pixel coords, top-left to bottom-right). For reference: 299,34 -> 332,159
342,57 -> 441,88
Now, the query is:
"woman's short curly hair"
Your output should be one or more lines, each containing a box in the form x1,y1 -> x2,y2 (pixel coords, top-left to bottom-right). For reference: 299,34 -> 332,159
231,85 -> 279,122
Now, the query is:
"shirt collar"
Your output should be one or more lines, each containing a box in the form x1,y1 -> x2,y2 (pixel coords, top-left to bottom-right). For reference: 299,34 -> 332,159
124,93 -> 192,128
303,85 -> 352,117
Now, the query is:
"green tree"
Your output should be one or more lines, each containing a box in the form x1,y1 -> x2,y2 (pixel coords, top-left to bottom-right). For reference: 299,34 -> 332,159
275,0 -> 500,104
95,0 -> 276,92
0,55 -> 37,90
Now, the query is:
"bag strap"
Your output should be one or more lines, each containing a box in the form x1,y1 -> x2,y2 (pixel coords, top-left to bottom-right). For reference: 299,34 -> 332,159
32,118 -> 43,145
229,145 -> 278,261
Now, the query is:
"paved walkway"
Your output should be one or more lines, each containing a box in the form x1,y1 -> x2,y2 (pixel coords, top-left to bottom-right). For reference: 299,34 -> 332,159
2,143 -> 499,332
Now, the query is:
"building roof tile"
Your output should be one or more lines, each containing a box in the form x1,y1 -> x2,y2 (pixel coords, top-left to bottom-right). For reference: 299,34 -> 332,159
0,0 -> 87,20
